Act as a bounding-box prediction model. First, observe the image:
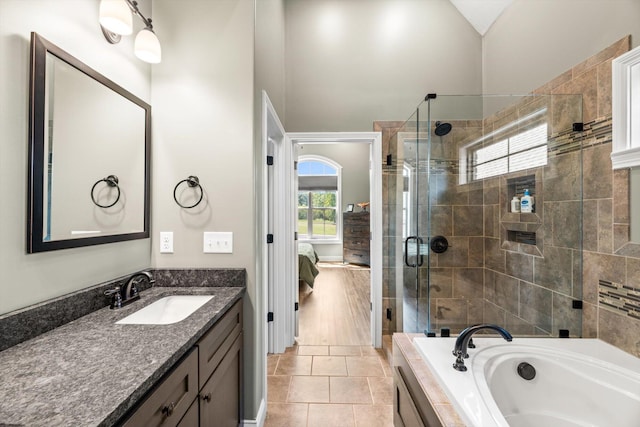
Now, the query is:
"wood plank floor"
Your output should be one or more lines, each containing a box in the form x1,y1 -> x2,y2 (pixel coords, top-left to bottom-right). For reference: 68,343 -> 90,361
297,262 -> 371,346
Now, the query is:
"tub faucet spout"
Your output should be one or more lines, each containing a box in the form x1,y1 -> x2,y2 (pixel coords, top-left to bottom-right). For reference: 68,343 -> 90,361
452,324 -> 512,371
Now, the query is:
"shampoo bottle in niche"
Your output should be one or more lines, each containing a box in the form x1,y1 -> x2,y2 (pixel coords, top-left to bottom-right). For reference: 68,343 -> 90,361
520,189 -> 534,213
511,196 -> 520,213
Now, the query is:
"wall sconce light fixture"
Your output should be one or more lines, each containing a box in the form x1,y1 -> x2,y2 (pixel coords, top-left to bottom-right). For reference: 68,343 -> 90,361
99,0 -> 161,64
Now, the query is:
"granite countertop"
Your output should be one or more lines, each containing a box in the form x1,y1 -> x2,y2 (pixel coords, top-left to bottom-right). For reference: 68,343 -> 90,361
0,286 -> 244,427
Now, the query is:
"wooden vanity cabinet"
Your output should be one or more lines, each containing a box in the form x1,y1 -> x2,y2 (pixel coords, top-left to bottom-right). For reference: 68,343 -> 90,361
122,349 -> 199,427
120,299 -> 243,427
196,300 -> 243,426
199,333 -> 242,426
177,399 -> 199,427
393,338 -> 443,427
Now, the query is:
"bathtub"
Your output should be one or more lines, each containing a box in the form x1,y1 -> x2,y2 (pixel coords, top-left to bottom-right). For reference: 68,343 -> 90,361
413,337 -> 640,427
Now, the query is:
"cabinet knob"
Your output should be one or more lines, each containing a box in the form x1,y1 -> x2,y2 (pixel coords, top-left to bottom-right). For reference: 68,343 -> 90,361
161,402 -> 175,417
202,392 -> 212,402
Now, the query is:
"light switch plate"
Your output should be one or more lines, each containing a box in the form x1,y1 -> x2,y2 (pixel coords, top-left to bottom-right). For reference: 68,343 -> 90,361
160,231 -> 173,253
203,232 -> 233,253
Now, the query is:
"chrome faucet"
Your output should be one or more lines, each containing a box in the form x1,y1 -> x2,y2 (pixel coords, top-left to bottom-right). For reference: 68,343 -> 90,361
452,324 -> 512,371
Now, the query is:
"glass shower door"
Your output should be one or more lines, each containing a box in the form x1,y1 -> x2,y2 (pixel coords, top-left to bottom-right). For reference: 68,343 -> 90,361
386,108 -> 431,333
385,93 -> 584,338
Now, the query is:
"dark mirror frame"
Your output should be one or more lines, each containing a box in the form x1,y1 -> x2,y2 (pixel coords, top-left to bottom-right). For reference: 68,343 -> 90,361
27,32 -> 151,253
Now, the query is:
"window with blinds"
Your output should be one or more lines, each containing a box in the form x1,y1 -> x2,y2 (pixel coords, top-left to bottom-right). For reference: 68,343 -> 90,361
471,123 -> 548,181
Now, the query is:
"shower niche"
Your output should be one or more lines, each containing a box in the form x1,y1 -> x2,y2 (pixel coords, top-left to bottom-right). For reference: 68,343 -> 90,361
501,172 -> 543,256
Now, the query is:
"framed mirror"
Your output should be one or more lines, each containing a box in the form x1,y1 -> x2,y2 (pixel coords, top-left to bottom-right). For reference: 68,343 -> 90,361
28,32 -> 150,253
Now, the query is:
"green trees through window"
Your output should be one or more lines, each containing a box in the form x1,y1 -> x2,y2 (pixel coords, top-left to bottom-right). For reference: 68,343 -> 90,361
297,157 -> 340,239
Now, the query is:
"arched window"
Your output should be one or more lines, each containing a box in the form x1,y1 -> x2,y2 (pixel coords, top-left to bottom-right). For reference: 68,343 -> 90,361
297,156 -> 342,242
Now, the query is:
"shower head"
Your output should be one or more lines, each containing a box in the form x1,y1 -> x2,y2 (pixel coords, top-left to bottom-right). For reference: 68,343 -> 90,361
434,121 -> 452,137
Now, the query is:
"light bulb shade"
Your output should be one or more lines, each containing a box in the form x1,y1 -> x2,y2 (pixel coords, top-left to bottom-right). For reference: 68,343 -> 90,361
135,29 -> 162,63
99,0 -> 133,35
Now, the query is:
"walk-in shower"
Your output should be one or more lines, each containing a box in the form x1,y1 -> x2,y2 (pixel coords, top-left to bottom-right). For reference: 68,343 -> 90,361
382,94 -> 584,338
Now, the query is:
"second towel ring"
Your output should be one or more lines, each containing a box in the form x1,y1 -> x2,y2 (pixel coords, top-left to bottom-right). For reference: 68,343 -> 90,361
173,175 -> 203,208
91,175 -> 121,208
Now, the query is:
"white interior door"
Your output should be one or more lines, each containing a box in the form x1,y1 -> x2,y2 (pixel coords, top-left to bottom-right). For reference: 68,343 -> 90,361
263,92 -> 296,354
293,144 -> 300,338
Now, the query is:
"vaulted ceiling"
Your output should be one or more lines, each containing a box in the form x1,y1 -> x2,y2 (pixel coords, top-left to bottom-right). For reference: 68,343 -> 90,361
449,0 -> 514,35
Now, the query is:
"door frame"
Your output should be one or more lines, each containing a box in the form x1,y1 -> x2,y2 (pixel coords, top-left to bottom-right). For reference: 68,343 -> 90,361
287,132 -> 382,348
262,91 -> 383,352
262,92 -> 295,355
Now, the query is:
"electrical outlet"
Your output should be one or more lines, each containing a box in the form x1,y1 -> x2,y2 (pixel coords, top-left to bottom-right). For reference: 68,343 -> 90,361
203,232 -> 233,253
160,231 -> 173,253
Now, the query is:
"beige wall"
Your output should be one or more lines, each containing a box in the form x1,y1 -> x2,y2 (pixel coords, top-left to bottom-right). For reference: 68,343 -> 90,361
484,0 -> 640,94
151,0 -> 259,419
283,0 -> 483,132
0,0 -> 152,315
253,0 -> 287,420
256,0 -> 287,124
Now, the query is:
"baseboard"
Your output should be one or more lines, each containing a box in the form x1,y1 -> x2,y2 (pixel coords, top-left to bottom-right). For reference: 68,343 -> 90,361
317,255 -> 343,262
242,398 -> 266,427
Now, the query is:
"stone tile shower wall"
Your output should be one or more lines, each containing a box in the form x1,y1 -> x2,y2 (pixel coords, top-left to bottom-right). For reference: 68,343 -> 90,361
537,36 -> 640,356
476,95 -> 584,337
378,36 -> 640,357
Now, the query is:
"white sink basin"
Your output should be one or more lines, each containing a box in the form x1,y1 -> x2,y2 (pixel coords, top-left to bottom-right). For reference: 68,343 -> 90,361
116,295 -> 214,325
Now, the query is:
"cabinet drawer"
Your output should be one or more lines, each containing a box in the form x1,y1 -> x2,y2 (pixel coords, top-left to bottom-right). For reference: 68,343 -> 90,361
344,249 -> 370,265
199,333 -> 242,427
122,349 -> 198,427
343,224 -> 370,237
196,299 -> 242,386
343,240 -> 370,250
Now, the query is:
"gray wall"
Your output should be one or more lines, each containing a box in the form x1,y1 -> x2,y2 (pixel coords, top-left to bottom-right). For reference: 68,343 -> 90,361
151,0 -> 260,420
0,0 -> 152,315
256,0 -> 287,123
283,0 -> 483,132
484,0 -> 640,94
298,143 -> 371,260
254,0 -> 287,421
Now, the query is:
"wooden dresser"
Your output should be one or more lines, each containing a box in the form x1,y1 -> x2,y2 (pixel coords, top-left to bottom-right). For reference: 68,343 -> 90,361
343,211 -> 370,266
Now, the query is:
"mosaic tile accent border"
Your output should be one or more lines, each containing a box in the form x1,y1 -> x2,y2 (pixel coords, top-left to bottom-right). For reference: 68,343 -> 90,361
599,279 -> 640,321
548,116 -> 612,156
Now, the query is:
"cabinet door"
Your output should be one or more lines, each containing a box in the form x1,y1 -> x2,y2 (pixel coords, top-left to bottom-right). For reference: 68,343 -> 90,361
394,367 -> 425,427
197,300 -> 242,386
199,333 -> 242,427
177,399 -> 199,427
122,349 -> 198,427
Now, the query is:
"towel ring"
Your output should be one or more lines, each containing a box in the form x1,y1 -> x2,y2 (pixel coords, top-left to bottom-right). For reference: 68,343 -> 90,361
173,175 -> 203,209
91,175 -> 121,208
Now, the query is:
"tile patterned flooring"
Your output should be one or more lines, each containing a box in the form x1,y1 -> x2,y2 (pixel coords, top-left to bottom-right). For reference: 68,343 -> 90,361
265,345 -> 394,426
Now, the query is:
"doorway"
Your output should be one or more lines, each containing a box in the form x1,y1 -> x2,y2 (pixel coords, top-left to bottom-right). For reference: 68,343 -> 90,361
287,133 -> 382,350
262,92 -> 382,356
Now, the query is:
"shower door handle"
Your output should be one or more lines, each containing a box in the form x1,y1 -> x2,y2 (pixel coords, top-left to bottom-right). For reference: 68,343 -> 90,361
404,236 -> 424,267
404,236 -> 416,267
416,236 -> 424,267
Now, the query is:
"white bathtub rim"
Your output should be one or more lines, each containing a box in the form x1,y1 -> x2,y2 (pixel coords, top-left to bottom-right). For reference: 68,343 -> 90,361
472,343 -> 640,427
412,337 -> 640,427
